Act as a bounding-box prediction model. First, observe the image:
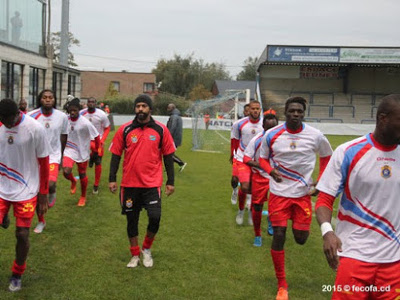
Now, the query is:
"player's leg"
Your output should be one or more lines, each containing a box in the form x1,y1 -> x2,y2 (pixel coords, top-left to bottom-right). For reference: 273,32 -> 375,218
77,161 -> 89,206
374,260 -> 400,300
251,174 -> 269,246
142,187 -> 162,268
9,198 -> 37,292
230,158 -> 239,205
122,187 -> 141,268
93,155 -> 102,194
292,195 -> 312,245
269,193 -> 291,299
332,257 -> 375,300
62,157 -> 77,194
236,161 -> 251,225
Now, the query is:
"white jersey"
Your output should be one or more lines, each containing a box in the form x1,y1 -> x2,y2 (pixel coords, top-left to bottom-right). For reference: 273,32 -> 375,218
230,116 -> 263,162
0,114 -> 49,201
244,131 -> 270,179
63,115 -> 99,163
260,123 -> 332,198
317,134 -> 400,263
28,108 -> 68,164
80,108 -> 110,139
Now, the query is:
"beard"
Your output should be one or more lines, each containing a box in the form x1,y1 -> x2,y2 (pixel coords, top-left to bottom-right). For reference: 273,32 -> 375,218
136,111 -> 149,121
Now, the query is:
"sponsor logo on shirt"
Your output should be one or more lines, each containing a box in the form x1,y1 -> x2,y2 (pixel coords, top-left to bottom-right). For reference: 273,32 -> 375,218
149,135 -> 156,141
381,165 -> 392,179
377,157 -> 396,162
149,200 -> 158,204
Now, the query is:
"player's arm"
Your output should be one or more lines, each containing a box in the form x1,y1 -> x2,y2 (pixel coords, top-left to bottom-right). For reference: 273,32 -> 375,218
230,138 -> 239,163
316,192 -> 342,271
60,134 -> 67,155
38,156 -> 50,215
108,153 -> 121,193
163,153 -> 175,196
101,126 -> 111,144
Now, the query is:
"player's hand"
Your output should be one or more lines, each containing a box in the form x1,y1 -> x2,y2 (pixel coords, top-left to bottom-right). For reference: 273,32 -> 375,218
109,182 -> 118,193
37,193 -> 49,215
308,181 -> 319,196
165,185 -> 175,196
323,231 -> 342,271
270,169 -> 283,183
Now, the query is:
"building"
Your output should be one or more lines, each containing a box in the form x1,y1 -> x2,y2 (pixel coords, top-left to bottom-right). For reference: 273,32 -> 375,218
257,45 -> 400,123
80,71 -> 156,101
0,0 -> 80,109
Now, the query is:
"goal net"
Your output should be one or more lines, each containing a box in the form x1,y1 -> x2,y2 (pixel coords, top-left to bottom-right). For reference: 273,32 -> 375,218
187,91 -> 248,153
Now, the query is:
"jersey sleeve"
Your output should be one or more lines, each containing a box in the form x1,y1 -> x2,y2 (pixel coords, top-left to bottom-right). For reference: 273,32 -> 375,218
161,125 -> 176,156
259,132 -> 271,160
317,133 -> 333,157
61,114 -> 68,135
35,124 -> 50,158
230,121 -> 240,139
109,125 -> 125,156
316,145 -> 346,197
88,121 -> 100,140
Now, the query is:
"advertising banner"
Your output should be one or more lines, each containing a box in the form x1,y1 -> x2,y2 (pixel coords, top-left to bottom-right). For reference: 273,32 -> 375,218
268,46 -> 340,63
340,48 -> 400,63
300,66 -> 339,78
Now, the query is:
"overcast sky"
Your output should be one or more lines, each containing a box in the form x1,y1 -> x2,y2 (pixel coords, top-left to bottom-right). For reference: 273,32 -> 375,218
50,0 -> 400,77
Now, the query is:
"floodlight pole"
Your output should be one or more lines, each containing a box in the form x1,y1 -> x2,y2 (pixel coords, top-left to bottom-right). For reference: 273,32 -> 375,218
60,0 -> 69,67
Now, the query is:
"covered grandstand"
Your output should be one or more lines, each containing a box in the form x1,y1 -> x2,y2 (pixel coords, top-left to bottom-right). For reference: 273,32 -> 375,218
256,45 -> 400,123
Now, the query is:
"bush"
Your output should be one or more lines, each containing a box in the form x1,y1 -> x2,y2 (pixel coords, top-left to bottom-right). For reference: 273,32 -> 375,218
102,95 -> 135,114
153,92 -> 192,116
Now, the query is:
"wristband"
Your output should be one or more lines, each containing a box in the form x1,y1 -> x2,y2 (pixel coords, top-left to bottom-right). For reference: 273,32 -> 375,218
320,222 -> 333,237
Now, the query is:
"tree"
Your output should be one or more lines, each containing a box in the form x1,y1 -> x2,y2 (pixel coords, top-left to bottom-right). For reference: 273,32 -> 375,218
236,56 -> 258,81
51,31 -> 80,67
152,54 -> 231,98
189,84 -> 213,101
104,82 -> 119,99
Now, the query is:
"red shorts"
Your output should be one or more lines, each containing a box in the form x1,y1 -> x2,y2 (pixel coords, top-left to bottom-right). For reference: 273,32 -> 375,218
90,141 -> 104,157
0,196 -> 37,227
62,156 -> 88,174
251,173 -> 269,205
49,163 -> 59,182
237,161 -> 251,183
268,193 -> 312,230
332,257 -> 400,300
232,158 -> 239,177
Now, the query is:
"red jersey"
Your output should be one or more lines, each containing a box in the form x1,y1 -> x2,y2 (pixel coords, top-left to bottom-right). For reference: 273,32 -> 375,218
109,117 -> 175,188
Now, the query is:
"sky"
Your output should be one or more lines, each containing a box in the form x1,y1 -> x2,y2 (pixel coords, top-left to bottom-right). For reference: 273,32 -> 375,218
50,0 -> 400,77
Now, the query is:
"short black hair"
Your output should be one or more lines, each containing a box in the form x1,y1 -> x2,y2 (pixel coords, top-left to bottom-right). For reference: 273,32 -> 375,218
36,89 -> 56,108
376,94 -> 400,120
0,99 -> 19,118
244,104 -> 250,109
67,98 -> 81,110
285,96 -> 307,112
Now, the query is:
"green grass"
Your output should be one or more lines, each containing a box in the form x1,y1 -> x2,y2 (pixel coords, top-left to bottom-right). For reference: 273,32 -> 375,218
0,129 -> 359,299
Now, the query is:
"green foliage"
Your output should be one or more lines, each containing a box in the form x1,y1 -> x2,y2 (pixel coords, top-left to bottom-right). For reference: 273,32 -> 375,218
236,56 -> 258,81
153,92 -> 191,115
152,54 -> 231,98
51,31 -> 80,67
189,84 -> 213,101
102,94 -> 134,114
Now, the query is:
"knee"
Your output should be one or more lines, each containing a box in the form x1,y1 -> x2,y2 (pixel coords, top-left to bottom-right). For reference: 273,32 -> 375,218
147,216 -> 161,235
63,167 -> 72,175
95,156 -> 102,166
15,227 -> 29,241
241,183 -> 250,194
79,173 -> 86,179
253,204 -> 263,212
231,177 -> 238,188
293,230 -> 309,245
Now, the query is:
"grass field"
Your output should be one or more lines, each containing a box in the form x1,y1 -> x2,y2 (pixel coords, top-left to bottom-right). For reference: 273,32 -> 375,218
0,127 -> 359,300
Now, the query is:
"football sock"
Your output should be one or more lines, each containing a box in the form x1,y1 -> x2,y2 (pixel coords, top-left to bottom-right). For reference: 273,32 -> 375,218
38,214 -> 45,223
64,172 -> 76,183
130,246 -> 140,257
271,249 -> 288,289
142,235 -> 155,250
94,165 -> 102,186
238,189 -> 246,211
80,176 -> 88,197
11,260 -> 26,276
252,208 -> 262,236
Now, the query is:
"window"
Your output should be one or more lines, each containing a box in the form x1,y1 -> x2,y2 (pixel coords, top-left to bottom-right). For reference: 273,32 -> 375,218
52,72 -> 63,107
1,61 -> 23,102
68,74 -> 76,95
112,81 -> 120,92
143,83 -> 155,93
29,67 -> 45,107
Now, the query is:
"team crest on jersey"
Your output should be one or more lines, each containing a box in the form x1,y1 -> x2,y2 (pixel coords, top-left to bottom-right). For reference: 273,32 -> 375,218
381,165 -> 392,179
7,136 -> 13,144
71,126 -> 74,131
126,199 -> 133,208
45,122 -> 50,128
131,135 -> 138,143
89,118 -> 92,122
251,129 -> 256,134
289,141 -> 297,150
149,135 -> 156,141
